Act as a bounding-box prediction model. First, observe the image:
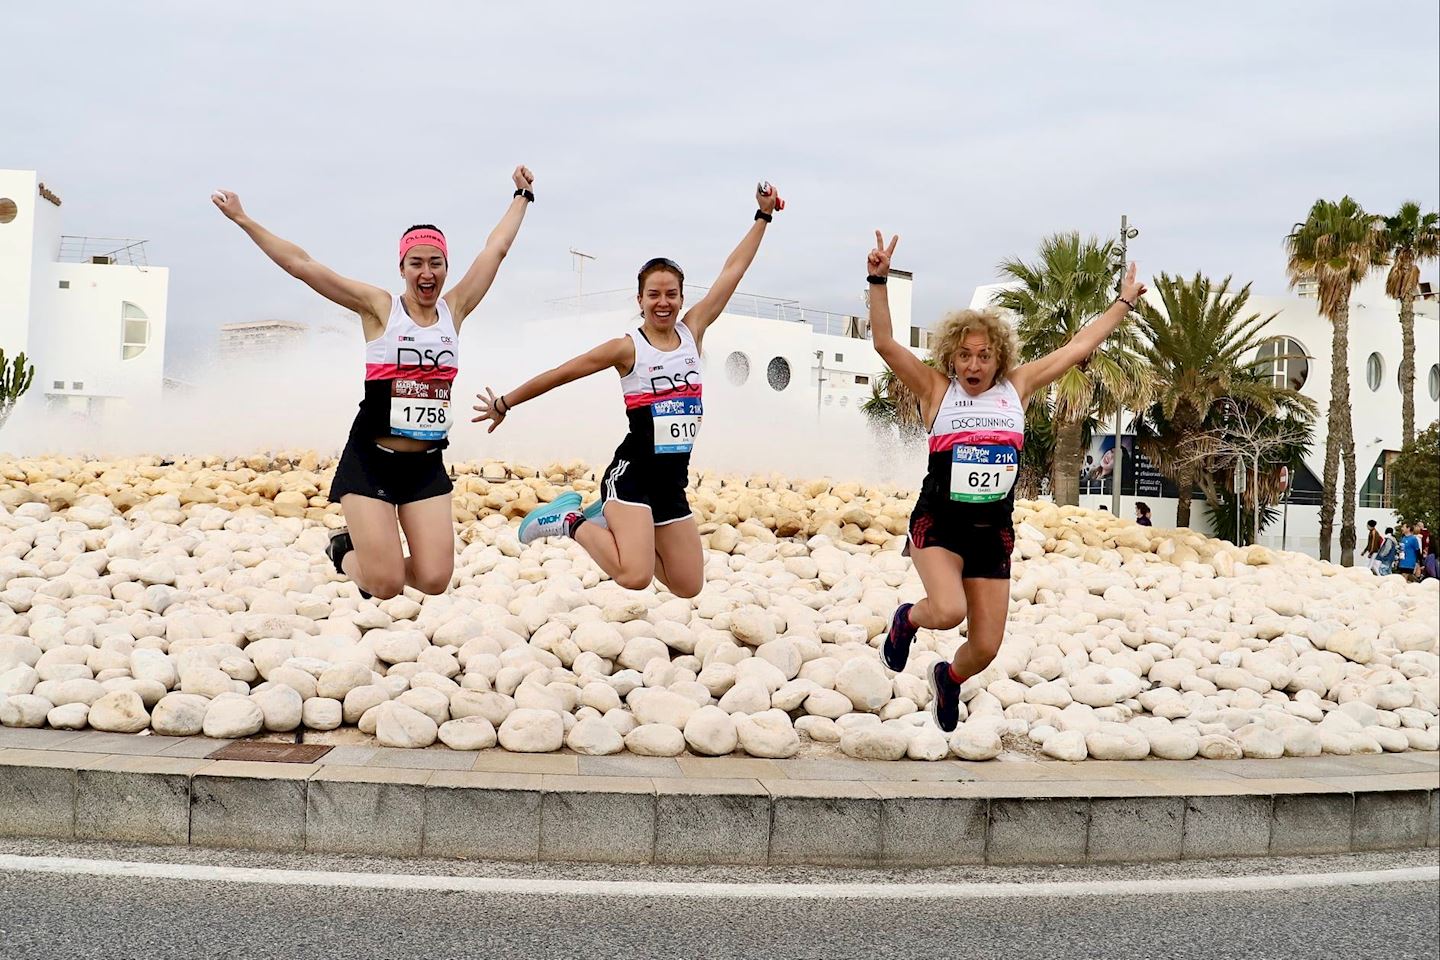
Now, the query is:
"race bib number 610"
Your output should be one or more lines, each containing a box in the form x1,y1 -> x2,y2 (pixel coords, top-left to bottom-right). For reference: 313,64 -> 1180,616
652,396 -> 702,454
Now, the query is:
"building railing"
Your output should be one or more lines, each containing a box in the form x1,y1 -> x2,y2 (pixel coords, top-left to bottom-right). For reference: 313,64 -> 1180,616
58,236 -> 150,268
547,286 -> 867,338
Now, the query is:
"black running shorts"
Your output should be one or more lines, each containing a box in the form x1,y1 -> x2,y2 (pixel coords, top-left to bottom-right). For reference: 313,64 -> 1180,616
906,505 -> 1015,580
598,455 -> 692,525
328,439 -> 453,506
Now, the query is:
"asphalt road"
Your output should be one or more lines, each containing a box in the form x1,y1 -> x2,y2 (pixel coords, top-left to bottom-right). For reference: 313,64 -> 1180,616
0,839 -> 1434,960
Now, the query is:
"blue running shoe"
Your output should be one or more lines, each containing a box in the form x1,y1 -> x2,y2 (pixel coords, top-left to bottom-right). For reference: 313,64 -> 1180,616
519,492 -> 583,544
582,497 -> 608,529
929,661 -> 961,733
882,602 -> 917,673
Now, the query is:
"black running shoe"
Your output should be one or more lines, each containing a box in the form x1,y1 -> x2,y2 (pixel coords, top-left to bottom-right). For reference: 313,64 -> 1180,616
929,661 -> 961,733
882,602 -> 917,672
326,530 -> 372,600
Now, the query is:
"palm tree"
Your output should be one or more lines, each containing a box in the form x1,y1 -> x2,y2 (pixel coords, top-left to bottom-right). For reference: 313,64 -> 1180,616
993,232 -> 1151,505
1284,196 -> 1388,565
1380,201 -> 1440,446
1131,272 -> 1313,526
860,359 -> 939,437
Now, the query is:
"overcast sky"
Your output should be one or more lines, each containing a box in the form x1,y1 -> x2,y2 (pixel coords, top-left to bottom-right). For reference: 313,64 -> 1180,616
4,1 -> 1437,377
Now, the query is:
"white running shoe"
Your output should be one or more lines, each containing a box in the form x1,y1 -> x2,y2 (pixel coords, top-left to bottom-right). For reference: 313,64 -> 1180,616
518,492 -> 583,544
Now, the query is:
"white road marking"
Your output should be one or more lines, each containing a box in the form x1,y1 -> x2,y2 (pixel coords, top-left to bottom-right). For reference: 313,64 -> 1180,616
0,854 -> 1434,900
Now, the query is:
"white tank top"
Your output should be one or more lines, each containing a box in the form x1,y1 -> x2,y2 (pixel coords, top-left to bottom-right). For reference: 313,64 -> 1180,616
359,295 -> 459,442
365,295 -> 459,381
618,322 -> 703,455
926,377 -> 1024,505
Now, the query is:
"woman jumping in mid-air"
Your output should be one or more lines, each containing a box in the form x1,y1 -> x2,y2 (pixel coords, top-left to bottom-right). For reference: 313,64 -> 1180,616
868,230 -> 1147,731
472,181 -> 784,598
213,166 -> 536,599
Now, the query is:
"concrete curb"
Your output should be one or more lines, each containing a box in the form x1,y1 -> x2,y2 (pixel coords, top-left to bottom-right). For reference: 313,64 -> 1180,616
2,745 -> 1436,867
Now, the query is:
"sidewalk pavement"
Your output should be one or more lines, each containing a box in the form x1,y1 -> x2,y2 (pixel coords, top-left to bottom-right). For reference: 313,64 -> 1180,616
1,727 -> 1435,867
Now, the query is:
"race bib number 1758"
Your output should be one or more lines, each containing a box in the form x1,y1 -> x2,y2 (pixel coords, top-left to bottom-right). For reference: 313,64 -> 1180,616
390,379 -> 452,441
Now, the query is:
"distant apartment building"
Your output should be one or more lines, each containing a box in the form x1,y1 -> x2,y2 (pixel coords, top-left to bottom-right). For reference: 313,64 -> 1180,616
217,319 -> 308,361
0,169 -> 169,420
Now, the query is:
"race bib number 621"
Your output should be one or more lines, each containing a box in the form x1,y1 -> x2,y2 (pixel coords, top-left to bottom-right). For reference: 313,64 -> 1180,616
950,444 -> 1018,503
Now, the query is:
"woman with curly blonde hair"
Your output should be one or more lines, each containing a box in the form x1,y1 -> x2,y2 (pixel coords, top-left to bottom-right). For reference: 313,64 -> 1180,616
866,231 -> 1146,732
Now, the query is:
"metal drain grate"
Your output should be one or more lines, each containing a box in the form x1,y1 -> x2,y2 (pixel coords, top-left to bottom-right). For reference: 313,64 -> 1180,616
207,742 -> 334,763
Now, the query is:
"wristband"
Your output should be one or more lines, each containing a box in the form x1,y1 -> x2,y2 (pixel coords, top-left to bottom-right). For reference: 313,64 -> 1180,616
496,395 -> 510,414
1116,295 -> 1135,310
866,275 -> 888,285
514,189 -> 535,202
754,210 -> 772,223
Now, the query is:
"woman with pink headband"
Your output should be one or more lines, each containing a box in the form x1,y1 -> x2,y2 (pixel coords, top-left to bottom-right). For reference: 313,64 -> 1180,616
212,166 -> 535,599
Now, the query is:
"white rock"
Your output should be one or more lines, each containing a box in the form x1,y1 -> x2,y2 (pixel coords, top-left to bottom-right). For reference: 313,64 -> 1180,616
497,708 -> 564,753
88,691 -> 149,733
683,705 -> 738,756
736,709 -> 800,758
301,697 -> 343,730
840,725 -> 908,760
252,685 -> 303,732
1196,733 -> 1244,760
834,659 -> 892,712
1235,724 -> 1285,759
1147,729 -> 1199,760
377,701 -> 439,748
629,688 -> 698,729
566,716 -> 624,755
1282,725 -> 1323,757
439,716 -> 498,751
625,723 -> 686,757
47,702 -> 89,730
1085,725 -> 1150,760
398,687 -> 451,726
316,662 -> 371,700
151,693 -> 208,736
203,696 -> 265,738
795,715 -> 841,743
949,723 -> 1002,760
906,725 -> 951,761
718,680 -> 770,715
1042,729 -> 1088,761
343,684 -> 391,724
373,630 -> 428,665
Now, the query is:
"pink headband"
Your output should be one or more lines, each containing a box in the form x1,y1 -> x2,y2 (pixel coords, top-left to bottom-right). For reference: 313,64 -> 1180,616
399,228 -> 447,262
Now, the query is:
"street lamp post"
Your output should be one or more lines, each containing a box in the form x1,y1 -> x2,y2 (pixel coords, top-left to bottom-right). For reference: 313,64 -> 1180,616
568,248 -> 596,301
1111,215 -> 1139,517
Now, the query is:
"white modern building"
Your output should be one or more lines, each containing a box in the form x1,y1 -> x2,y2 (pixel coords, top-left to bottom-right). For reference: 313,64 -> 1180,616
0,169 -> 168,423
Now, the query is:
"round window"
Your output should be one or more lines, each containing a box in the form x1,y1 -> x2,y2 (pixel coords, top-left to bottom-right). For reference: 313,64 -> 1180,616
1429,364 -> 1440,402
725,351 -> 750,386
1254,337 -> 1310,390
766,357 -> 792,391
1366,352 -> 1383,392
0,198 -> 16,224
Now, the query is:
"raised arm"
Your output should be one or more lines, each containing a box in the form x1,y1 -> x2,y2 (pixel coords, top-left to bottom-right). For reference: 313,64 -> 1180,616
681,181 -> 783,342
472,336 -> 634,433
867,231 -> 948,410
211,190 -> 389,326
1009,263 -> 1147,405
445,166 -> 535,326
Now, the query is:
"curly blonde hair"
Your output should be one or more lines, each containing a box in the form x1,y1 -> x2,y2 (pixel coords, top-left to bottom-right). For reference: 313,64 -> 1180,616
929,308 -> 1019,385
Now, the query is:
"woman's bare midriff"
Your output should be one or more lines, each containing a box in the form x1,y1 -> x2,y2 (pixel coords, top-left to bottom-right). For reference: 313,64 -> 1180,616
375,435 -> 437,453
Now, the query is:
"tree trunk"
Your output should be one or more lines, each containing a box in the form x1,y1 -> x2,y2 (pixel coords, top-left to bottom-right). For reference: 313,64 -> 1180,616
1340,409 -> 1358,566
1333,300 -> 1357,566
1318,303 -> 1347,563
1052,418 -> 1084,506
1399,291 -> 1416,447
1176,461 -> 1195,528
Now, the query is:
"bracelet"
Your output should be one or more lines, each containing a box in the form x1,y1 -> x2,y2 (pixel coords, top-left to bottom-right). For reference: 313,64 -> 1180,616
1116,295 -> 1135,310
496,395 -> 510,414
754,210 -> 772,223
514,189 -> 535,202
866,275 -> 888,285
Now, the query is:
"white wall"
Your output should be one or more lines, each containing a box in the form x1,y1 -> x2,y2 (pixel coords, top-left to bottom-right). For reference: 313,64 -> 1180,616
0,170 -> 39,357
